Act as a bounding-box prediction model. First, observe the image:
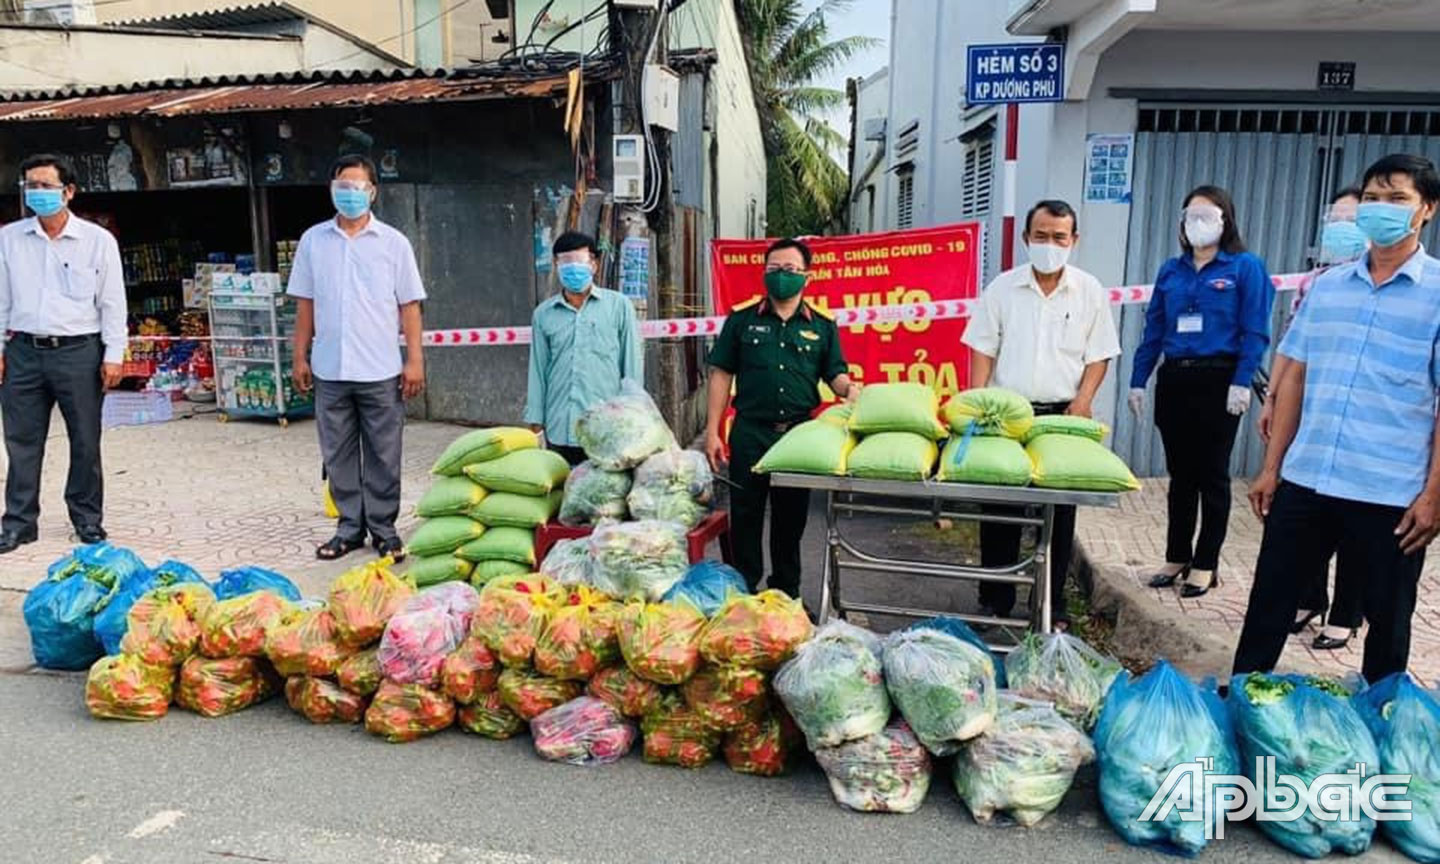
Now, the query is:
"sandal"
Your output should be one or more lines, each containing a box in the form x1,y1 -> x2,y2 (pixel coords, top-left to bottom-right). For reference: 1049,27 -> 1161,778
317,535 -> 365,561
373,536 -> 407,564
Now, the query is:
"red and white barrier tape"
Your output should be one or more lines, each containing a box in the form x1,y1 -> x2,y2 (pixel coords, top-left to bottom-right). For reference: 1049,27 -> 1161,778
129,272 -> 1310,347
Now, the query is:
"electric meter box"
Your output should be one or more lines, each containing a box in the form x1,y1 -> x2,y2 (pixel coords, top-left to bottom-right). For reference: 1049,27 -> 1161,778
612,134 -> 646,203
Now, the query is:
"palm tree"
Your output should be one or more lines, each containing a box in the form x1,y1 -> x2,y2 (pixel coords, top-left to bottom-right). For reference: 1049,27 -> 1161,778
737,0 -> 880,237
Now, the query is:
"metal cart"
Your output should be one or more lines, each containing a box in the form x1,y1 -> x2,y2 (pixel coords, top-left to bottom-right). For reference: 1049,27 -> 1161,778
768,473 -> 1120,650
208,290 -> 314,427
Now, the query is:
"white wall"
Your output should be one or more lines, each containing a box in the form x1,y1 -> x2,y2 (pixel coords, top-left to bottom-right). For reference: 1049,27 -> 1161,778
849,67 -> 890,233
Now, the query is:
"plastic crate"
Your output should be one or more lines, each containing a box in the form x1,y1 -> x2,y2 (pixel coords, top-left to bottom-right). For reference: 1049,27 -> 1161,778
102,391 -> 174,428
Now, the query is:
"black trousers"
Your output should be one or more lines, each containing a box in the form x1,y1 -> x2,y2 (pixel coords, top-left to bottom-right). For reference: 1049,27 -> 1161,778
728,415 -> 810,598
315,377 -> 405,544
1,335 -> 105,534
550,443 -> 588,467
1233,481 -> 1423,683
1296,544 -> 1364,629
979,401 -> 1075,619
1154,362 -> 1242,571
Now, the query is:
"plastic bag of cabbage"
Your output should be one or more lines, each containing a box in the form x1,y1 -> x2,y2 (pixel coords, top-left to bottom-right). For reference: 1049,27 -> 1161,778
627,449 -> 713,528
882,628 -> 997,755
558,461 -> 632,526
1005,632 -> 1122,730
953,695 -> 1095,827
1229,673 -> 1379,858
1355,673 -> 1440,864
774,620 -> 890,750
588,520 -> 688,601
573,380 -> 677,471
1093,661 -> 1238,857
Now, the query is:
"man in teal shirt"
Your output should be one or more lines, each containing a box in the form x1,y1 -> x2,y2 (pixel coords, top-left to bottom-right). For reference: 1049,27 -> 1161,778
524,231 -> 643,465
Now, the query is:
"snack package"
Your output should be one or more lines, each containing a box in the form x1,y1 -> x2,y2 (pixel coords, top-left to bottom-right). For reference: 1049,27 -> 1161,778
882,628 -> 997,755
198,590 -> 292,659
458,690 -> 525,739
85,653 -> 175,721
814,721 -> 933,814
723,708 -> 804,777
626,449 -> 714,528
326,560 -> 415,648
1004,632 -> 1122,730
588,520 -> 689,601
120,582 -> 217,667
441,635 -> 501,705
471,574 -> 561,668
534,586 -> 622,681
682,664 -> 768,732
586,665 -> 665,718
497,668 -> 583,721
953,696 -> 1096,827
617,600 -> 706,685
27,543 -> 146,669
285,676 -> 368,724
558,460 -> 632,526
698,590 -> 813,670
1229,673 -> 1378,857
365,680 -> 457,743
336,648 -> 383,696
94,559 -> 207,656
177,655 -> 275,718
573,380 -> 678,471
1354,673 -> 1440,864
531,696 -> 638,766
213,566 -> 302,602
538,539 -> 595,587
641,692 -> 723,768
264,608 -> 356,678
661,561 -> 749,618
378,583 -> 480,686
774,620 -> 890,750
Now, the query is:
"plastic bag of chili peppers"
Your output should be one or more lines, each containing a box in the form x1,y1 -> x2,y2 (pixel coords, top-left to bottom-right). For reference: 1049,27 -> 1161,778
641,692 -> 723,768
285,676 -> 367,724
336,648 -> 383,696
441,635 -> 502,705
364,680 -> 456,742
617,599 -> 706,685
534,585 -> 622,681
85,653 -> 176,721
586,665 -> 665,719
199,590 -> 291,659
458,690 -> 526,739
497,668 -> 582,721
120,582 -> 216,667
265,608 -> 356,678
472,575 -> 562,669
177,655 -> 276,717
327,560 -> 415,648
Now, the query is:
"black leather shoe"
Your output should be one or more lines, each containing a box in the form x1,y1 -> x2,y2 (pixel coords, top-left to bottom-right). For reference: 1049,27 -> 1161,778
1180,569 -> 1221,599
75,525 -> 108,545
0,530 -> 38,554
1313,628 -> 1357,651
1147,564 -> 1191,589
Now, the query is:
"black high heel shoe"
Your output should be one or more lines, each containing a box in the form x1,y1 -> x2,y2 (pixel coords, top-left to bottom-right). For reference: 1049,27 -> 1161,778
1313,628 -> 1357,651
1290,608 -> 1325,634
1147,564 -> 1191,589
1180,569 -> 1221,599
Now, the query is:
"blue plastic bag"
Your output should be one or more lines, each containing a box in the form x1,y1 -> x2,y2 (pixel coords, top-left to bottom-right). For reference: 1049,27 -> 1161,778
661,561 -> 749,617
23,544 -> 146,670
906,616 -> 1007,689
214,566 -> 301,603
93,560 -> 208,655
1355,674 -> 1440,863
1093,661 -> 1238,857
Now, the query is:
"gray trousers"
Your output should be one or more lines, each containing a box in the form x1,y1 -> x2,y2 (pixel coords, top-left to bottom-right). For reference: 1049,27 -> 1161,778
315,376 -> 405,543
1,335 -> 105,535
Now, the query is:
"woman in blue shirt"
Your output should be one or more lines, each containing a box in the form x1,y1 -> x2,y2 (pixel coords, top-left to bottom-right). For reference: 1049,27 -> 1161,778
1129,185 -> 1274,598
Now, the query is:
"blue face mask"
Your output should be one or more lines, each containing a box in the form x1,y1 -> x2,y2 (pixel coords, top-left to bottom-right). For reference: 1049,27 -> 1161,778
24,188 -> 65,218
331,187 -> 372,220
557,261 -> 594,294
1319,220 -> 1367,264
1355,201 -> 1416,248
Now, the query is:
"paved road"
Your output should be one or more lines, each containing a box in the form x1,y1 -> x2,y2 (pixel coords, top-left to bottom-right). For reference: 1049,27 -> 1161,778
3,671 -> 1383,864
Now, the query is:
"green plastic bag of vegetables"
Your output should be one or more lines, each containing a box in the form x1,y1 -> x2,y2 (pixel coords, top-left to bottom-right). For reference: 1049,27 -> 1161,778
753,420 -> 856,476
415,476 -> 489,518
882,628 -> 997,755
942,388 -> 1034,438
408,517 -> 486,558
589,520 -> 688,601
469,491 -> 563,529
846,432 -> 938,480
1004,632 -> 1122,731
574,380 -> 677,471
463,449 -> 571,497
953,695 -> 1095,827
814,720 -> 933,813
558,460 -> 632,526
470,559 -> 532,588
774,620 -> 890,749
848,382 -> 947,440
1020,415 -> 1107,445
432,427 -> 539,476
455,526 -> 536,567
407,555 -> 475,588
936,436 -> 1032,486
1026,435 -> 1140,492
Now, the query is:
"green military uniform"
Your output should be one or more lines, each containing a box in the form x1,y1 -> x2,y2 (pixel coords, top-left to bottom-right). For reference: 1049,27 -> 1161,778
708,296 -> 848,597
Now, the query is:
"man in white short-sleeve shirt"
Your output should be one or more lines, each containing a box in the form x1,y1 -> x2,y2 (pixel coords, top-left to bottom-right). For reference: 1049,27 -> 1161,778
289,154 -> 426,563
961,199 -> 1121,628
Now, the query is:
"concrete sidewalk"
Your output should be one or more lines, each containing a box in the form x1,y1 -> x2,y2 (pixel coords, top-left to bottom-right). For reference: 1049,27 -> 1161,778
1077,479 -> 1440,685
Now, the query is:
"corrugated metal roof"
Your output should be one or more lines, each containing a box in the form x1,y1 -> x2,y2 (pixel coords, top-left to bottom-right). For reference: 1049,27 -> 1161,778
114,2 -> 307,30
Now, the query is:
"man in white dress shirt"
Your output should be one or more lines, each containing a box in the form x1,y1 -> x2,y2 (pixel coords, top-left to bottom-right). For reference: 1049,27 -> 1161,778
289,154 -> 426,563
961,200 -> 1121,628
0,154 -> 127,553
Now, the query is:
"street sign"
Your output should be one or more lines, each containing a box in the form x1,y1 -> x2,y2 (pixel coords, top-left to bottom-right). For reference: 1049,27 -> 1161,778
966,42 -> 1065,105
1317,61 -> 1356,91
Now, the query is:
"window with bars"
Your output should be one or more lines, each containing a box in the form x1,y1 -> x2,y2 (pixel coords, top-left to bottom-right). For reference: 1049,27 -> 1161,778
896,169 -> 915,229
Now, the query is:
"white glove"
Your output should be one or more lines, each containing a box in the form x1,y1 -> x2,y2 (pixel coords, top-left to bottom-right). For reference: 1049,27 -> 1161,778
1127,388 -> 1145,419
1226,385 -> 1251,416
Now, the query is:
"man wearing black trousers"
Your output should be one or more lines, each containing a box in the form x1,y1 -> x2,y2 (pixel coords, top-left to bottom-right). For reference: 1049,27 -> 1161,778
0,154 -> 128,553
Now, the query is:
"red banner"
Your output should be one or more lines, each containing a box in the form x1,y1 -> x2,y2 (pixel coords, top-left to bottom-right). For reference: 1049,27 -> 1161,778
710,223 -> 983,405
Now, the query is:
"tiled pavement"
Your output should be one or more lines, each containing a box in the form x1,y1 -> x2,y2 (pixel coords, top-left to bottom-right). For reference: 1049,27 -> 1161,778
1077,479 -> 1440,686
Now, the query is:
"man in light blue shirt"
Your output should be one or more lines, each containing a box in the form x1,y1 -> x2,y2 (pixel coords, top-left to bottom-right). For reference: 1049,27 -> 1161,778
0,154 -> 128,553
524,231 -> 642,465
289,154 -> 426,562
1236,154 -> 1440,683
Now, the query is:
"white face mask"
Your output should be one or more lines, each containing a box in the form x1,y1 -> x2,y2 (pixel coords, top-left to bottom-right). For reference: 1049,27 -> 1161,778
1027,242 -> 1071,275
1184,205 -> 1224,249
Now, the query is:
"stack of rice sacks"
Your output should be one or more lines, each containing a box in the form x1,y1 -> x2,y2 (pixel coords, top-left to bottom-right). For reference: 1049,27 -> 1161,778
753,383 -> 946,481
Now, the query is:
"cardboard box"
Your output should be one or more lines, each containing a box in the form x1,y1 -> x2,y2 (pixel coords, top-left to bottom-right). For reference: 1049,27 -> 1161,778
182,278 -> 207,309
250,272 -> 282,295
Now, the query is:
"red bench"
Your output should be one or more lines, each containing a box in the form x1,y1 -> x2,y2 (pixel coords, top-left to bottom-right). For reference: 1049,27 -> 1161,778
534,510 -> 734,568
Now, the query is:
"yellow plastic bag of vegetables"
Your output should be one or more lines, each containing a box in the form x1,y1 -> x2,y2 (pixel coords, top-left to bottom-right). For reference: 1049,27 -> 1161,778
85,653 -> 176,721
177,655 -> 276,717
336,648 -> 383,696
265,608 -> 356,678
327,560 -> 415,648
365,680 -> 456,742
682,664 -> 768,731
699,590 -> 813,670
497,668 -> 582,720
534,585 -> 622,681
199,591 -> 291,659
285,676 -> 368,724
458,690 -> 525,739
471,574 -> 561,668
441,635 -> 501,705
120,582 -> 216,667
642,692 -> 723,768
618,599 -> 706,685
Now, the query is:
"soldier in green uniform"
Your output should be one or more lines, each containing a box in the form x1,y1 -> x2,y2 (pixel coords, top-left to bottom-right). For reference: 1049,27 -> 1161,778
705,238 -> 859,600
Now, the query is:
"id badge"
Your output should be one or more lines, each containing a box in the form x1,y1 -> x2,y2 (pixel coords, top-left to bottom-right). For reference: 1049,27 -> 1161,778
1177,313 -> 1204,334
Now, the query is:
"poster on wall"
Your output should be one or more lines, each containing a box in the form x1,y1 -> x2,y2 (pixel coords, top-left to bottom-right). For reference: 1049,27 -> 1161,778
1084,133 -> 1134,204
710,223 -> 982,411
167,127 -> 247,188
618,236 -> 651,303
